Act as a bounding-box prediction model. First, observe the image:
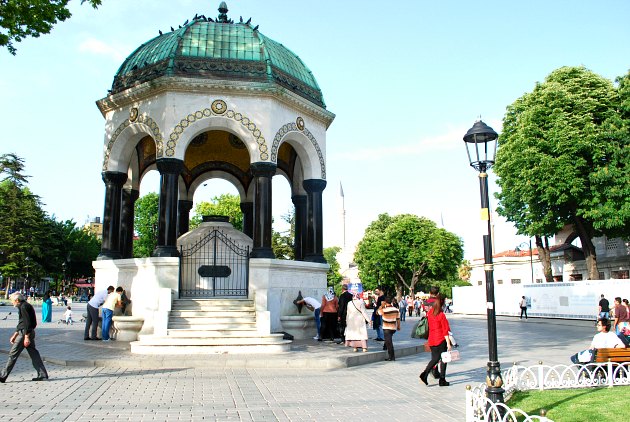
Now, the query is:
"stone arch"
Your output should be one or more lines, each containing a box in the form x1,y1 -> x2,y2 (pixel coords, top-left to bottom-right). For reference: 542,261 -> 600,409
103,115 -> 163,172
187,170 -> 248,201
270,122 -> 325,179
168,100 -> 269,161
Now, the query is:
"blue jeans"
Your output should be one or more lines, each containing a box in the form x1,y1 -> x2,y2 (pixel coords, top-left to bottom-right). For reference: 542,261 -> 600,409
314,308 -> 321,337
599,311 -> 609,319
377,323 -> 384,340
399,307 -> 406,321
102,308 -> 114,340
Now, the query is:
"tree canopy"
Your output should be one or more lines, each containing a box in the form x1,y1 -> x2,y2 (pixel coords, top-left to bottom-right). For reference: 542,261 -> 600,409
190,193 -> 243,231
494,66 -> 630,279
133,192 -> 159,258
354,213 -> 464,298
0,153 -> 100,295
323,246 -> 342,290
1,0 -> 101,55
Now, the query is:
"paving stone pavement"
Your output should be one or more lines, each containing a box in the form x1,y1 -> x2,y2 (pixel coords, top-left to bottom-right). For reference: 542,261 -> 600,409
0,303 -> 594,421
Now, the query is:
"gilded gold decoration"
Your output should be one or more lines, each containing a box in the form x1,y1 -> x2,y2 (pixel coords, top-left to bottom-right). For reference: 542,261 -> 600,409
165,105 -> 269,160
211,100 -> 227,114
270,122 -> 326,179
103,114 -> 164,170
129,107 -> 139,122
296,116 -> 304,131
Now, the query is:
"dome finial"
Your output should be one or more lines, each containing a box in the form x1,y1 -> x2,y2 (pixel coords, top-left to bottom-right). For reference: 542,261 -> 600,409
217,2 -> 229,23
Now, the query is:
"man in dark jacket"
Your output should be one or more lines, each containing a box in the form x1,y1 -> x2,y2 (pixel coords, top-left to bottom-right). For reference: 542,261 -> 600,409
0,292 -> 49,382
337,284 -> 353,343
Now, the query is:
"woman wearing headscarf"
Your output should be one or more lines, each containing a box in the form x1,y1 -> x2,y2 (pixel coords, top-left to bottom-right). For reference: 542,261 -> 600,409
41,290 -> 53,323
320,287 -> 339,341
419,294 -> 453,386
344,291 -> 371,352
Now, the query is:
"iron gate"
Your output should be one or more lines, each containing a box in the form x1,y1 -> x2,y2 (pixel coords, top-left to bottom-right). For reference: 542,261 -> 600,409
179,229 -> 250,298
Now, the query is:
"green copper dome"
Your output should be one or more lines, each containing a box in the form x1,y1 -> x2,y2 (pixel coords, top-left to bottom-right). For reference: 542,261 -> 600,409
112,4 -> 325,107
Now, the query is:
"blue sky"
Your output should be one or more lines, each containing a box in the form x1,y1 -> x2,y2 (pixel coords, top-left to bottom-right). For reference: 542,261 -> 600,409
1,0 -> 629,260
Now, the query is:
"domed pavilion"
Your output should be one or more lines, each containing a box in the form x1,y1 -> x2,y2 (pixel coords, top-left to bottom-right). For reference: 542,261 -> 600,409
93,2 -> 334,351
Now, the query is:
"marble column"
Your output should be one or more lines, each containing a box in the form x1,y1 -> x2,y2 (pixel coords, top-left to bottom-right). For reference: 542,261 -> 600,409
97,171 -> 128,260
250,162 -> 276,258
119,188 -> 139,259
240,201 -> 253,239
153,159 -> 183,257
292,195 -> 307,261
303,179 -> 327,263
177,199 -> 193,238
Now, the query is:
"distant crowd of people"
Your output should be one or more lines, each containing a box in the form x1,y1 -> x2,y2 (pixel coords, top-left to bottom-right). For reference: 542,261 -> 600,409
296,285 -> 455,387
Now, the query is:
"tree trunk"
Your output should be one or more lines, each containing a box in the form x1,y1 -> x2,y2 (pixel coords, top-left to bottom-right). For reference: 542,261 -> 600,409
573,216 -> 599,280
535,235 -> 553,282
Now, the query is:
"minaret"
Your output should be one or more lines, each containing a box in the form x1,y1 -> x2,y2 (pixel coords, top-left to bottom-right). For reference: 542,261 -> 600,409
340,181 -> 346,250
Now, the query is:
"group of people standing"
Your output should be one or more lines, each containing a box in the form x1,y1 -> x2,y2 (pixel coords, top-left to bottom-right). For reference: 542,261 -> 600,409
598,294 -> 630,337
298,284 -> 454,386
84,285 -> 125,341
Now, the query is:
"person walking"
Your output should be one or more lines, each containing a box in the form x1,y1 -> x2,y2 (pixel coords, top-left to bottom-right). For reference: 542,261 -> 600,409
63,306 -> 73,325
398,296 -> 407,322
344,291 -> 371,352
378,296 -> 401,361
419,294 -> 453,387
337,284 -> 353,344
599,294 -> 610,319
84,285 -> 114,341
101,287 -> 123,341
519,296 -> 528,319
612,297 -> 629,335
0,292 -> 48,383
372,288 -> 385,341
41,290 -> 52,323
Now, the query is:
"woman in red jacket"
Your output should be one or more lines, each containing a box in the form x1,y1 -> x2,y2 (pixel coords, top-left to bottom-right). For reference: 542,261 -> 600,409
419,294 -> 453,387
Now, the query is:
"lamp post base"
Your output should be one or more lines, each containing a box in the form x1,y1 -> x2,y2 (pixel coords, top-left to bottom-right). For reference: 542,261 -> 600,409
485,360 -> 505,405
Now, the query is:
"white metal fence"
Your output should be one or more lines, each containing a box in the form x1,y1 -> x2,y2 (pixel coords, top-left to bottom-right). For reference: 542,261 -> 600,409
465,361 -> 630,421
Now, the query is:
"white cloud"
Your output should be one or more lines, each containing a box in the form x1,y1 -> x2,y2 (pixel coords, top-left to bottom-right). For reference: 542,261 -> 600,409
78,38 -> 126,62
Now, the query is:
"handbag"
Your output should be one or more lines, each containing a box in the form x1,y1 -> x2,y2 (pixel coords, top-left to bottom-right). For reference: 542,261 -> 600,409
411,317 -> 429,339
440,350 -> 460,363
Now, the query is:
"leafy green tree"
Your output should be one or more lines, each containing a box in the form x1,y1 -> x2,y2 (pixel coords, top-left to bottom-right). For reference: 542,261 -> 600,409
458,259 -> 472,282
133,192 -> 159,258
190,193 -> 243,231
271,210 -> 294,260
0,153 -> 48,296
1,0 -> 102,55
495,66 -> 630,279
354,213 -> 464,298
323,246 -> 342,289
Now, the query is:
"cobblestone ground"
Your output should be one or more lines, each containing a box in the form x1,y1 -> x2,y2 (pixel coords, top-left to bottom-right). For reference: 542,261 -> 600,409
0,303 -> 592,421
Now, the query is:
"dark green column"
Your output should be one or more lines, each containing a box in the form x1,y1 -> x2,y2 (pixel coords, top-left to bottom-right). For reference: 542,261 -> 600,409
303,179 -> 326,263
292,195 -> 307,261
120,188 -> 139,259
153,159 -> 184,257
98,171 -> 128,260
177,199 -> 193,238
250,162 -> 276,258
240,201 -> 253,238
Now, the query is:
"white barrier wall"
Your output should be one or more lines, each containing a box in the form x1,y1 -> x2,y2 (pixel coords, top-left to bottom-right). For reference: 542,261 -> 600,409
453,279 -> 630,320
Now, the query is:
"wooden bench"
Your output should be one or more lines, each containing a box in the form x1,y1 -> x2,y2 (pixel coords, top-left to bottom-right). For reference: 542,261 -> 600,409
596,347 -> 630,363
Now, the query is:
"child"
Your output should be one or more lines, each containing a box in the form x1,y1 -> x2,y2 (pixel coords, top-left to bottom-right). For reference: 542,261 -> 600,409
64,306 -> 73,325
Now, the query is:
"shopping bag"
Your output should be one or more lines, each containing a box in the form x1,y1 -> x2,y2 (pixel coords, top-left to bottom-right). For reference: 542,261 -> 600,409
440,350 -> 460,363
411,317 -> 429,339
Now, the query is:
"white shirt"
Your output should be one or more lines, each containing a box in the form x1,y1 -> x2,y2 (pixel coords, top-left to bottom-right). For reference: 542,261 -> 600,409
303,297 -> 321,310
88,289 -> 110,307
591,331 -> 625,349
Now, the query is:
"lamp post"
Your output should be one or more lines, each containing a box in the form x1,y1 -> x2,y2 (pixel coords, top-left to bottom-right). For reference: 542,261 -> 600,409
463,120 -> 504,405
61,261 -> 67,294
24,256 -> 31,293
516,240 -> 534,284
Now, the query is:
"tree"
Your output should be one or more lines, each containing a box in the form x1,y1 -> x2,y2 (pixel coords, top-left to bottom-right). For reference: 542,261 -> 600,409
271,210 -> 294,260
354,214 -> 464,299
458,260 -> 472,282
1,0 -> 102,55
190,193 -> 243,231
323,246 -> 342,289
133,192 -> 159,258
495,66 -> 630,280
0,153 -> 48,296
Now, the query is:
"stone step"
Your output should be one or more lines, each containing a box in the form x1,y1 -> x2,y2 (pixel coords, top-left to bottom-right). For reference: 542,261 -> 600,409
172,299 -> 254,309
169,316 -> 256,324
130,342 -> 291,355
166,323 -> 257,332
137,334 -> 287,345
170,310 -> 255,318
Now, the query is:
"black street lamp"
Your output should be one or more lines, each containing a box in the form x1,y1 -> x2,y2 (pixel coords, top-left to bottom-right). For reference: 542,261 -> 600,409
516,240 -> 534,284
61,261 -> 67,294
463,120 -> 504,405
